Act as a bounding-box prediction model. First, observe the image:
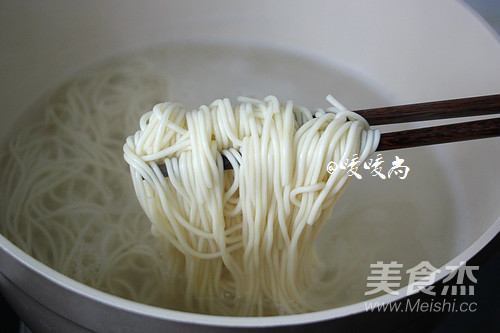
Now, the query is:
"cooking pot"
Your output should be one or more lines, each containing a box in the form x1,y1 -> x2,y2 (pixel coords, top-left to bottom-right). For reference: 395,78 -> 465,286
1,1 -> 499,332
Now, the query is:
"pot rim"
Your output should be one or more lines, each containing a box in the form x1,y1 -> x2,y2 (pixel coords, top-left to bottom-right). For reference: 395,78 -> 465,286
1,217 -> 498,328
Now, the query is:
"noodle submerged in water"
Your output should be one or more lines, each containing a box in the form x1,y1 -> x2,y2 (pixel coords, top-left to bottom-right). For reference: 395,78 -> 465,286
0,55 -> 179,308
124,95 -> 380,315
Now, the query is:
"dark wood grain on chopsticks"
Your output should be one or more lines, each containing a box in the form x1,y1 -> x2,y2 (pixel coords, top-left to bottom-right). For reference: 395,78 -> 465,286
357,94 -> 500,125
377,118 -> 500,151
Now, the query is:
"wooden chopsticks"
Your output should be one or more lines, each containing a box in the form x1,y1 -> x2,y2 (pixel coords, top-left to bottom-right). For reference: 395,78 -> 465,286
156,94 -> 500,177
356,94 -> 500,125
377,117 -> 500,151
366,93 -> 500,150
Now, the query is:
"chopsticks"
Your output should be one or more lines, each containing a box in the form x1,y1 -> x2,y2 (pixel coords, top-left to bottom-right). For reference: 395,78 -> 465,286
377,117 -> 500,151
156,94 -> 500,177
355,94 -> 500,125
366,94 -> 500,150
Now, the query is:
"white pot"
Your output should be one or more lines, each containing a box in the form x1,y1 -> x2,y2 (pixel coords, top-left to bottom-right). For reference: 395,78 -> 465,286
0,1 -> 499,332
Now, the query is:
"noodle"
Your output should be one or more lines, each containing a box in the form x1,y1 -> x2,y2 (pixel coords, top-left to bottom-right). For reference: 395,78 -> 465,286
0,55 -> 180,309
124,95 -> 380,315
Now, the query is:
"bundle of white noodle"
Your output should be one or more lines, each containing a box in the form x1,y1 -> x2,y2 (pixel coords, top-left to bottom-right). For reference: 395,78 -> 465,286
123,95 -> 379,316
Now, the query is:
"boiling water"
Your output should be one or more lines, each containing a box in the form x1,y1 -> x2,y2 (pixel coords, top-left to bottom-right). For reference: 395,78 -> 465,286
0,42 -> 456,315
